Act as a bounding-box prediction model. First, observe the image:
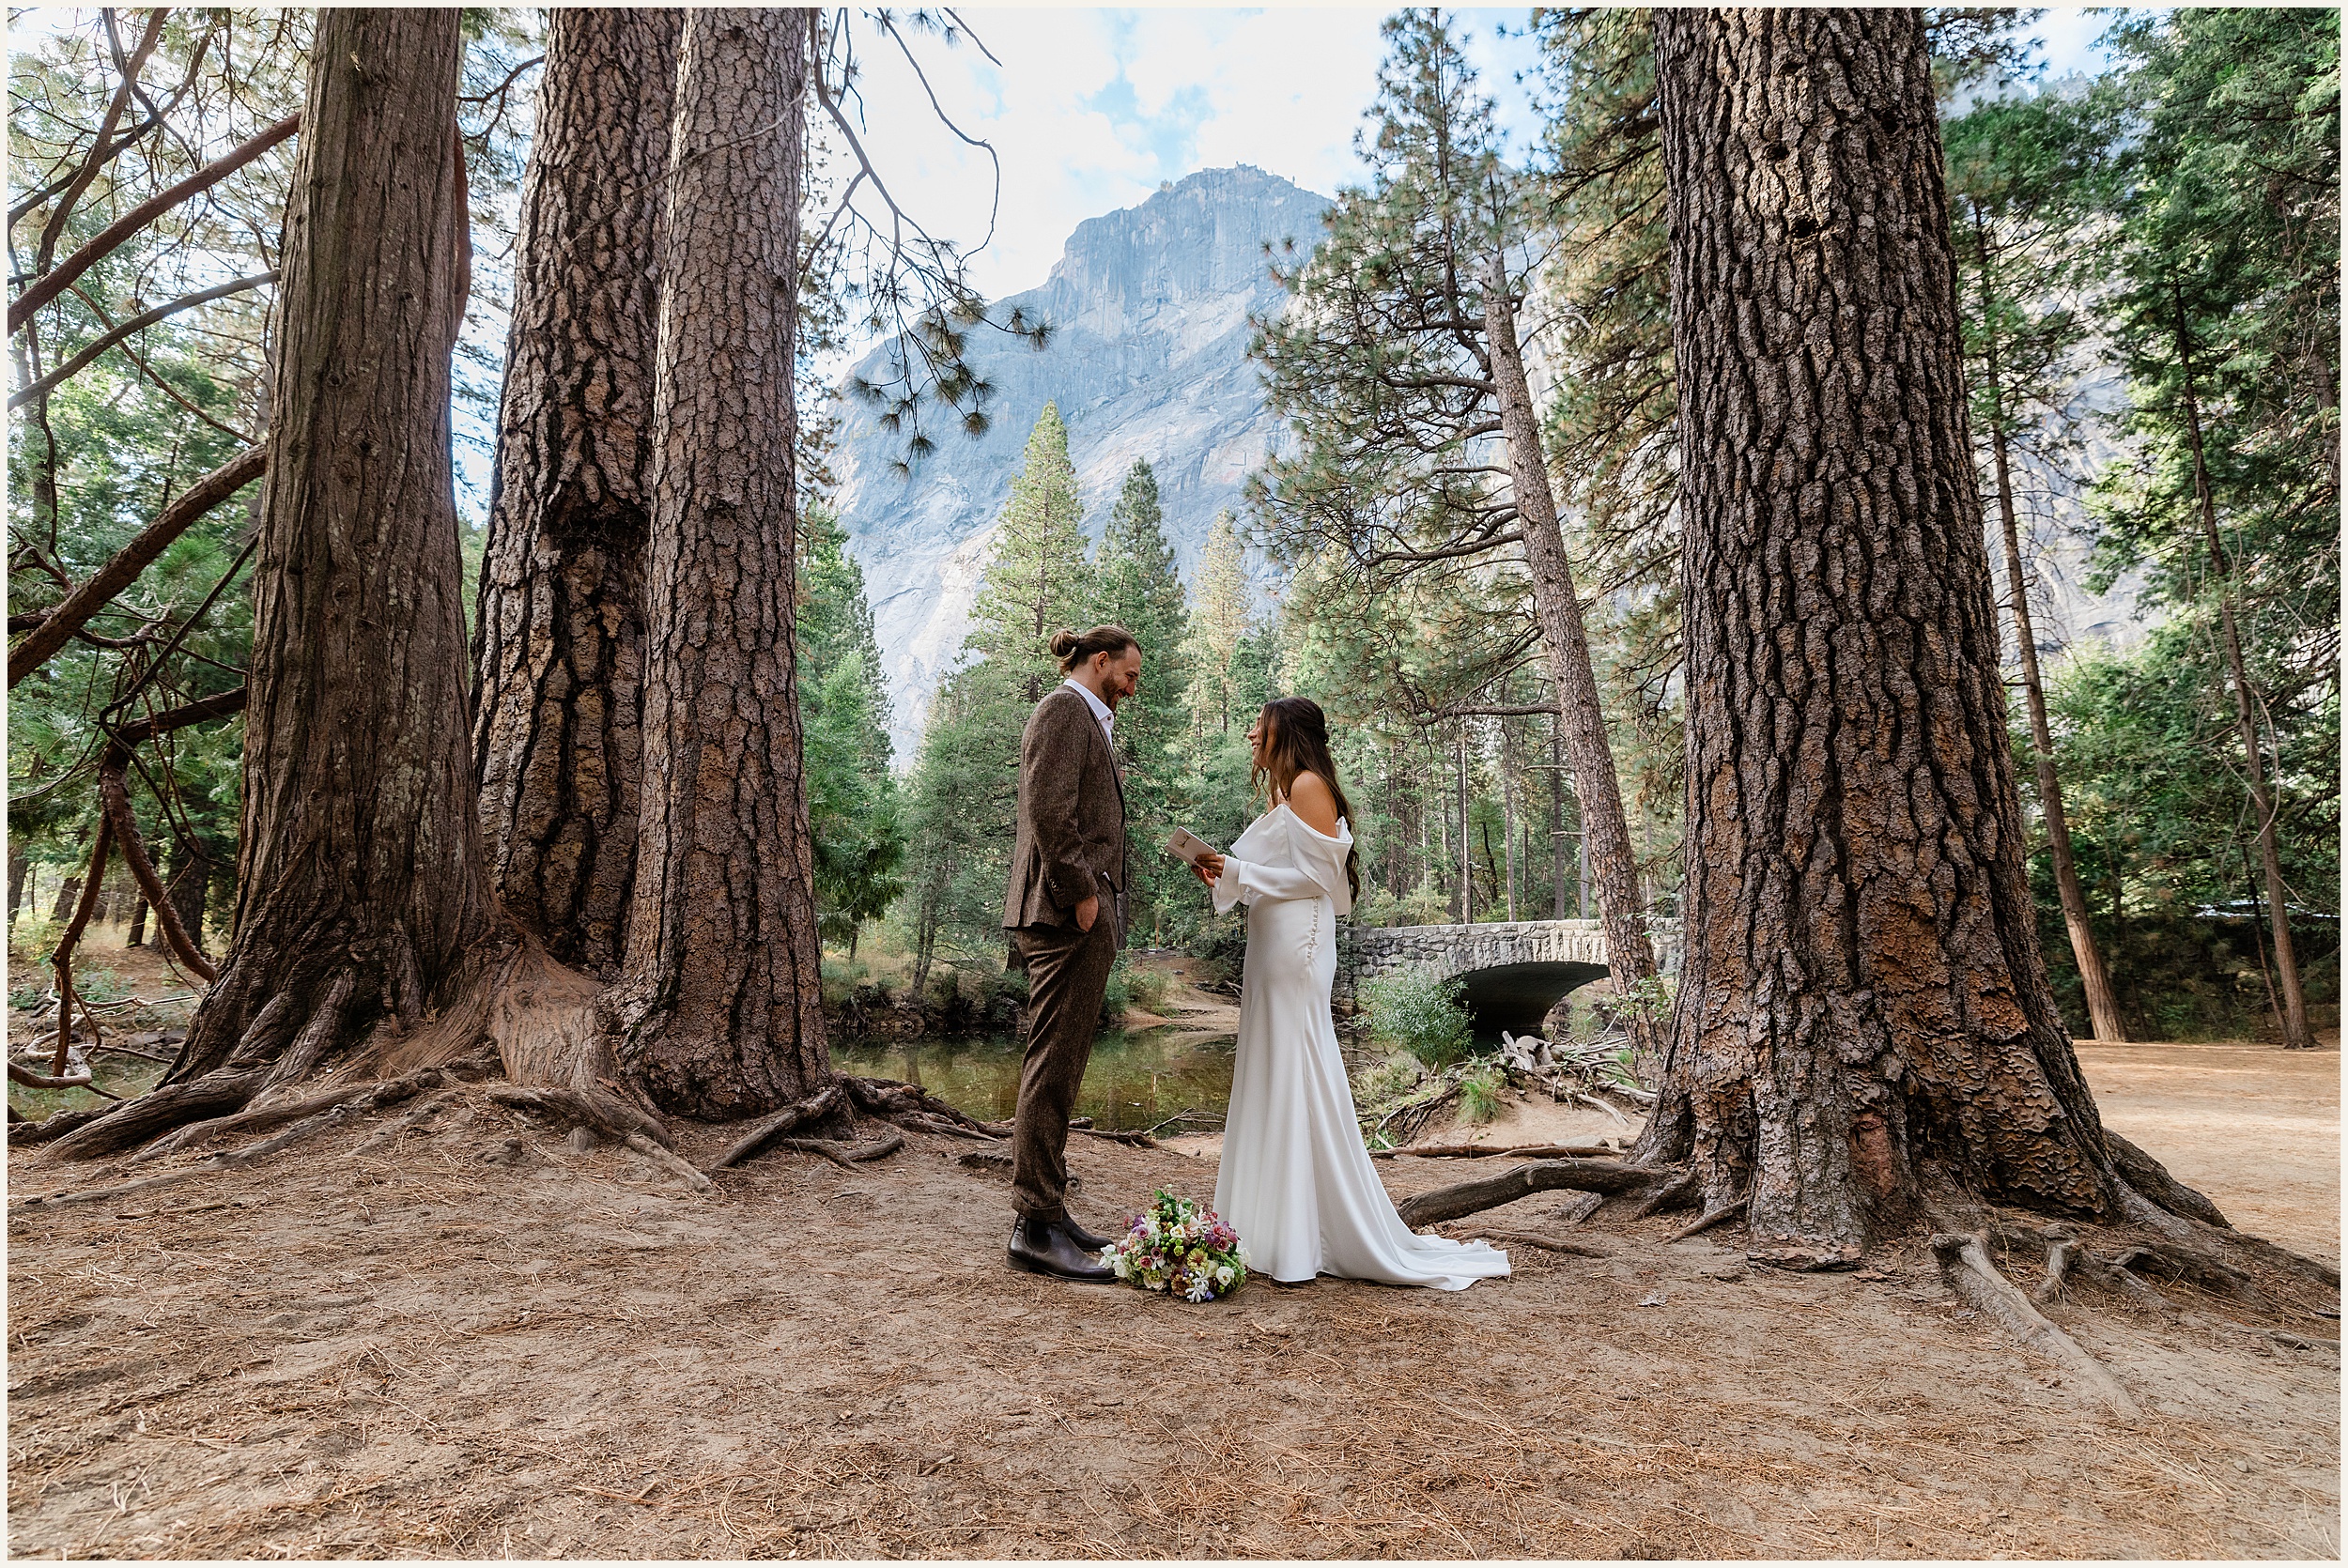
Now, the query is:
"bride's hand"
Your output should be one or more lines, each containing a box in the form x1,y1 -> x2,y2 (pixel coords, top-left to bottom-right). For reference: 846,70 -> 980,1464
1192,852 -> 1224,886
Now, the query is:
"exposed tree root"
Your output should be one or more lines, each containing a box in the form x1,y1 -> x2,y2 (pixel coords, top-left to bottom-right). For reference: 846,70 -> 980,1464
707,1084 -> 848,1171
842,1076 -> 996,1136
347,1089 -> 459,1158
1368,1141 -> 1621,1161
19,1100 -> 367,1208
1624,1168 -> 1701,1222
8,1105 -> 114,1146
763,1129 -> 907,1171
482,1082 -> 672,1150
1395,1157 -> 1666,1229
46,1073 -> 265,1161
1931,1232 -> 2139,1417
1447,1223 -> 1614,1258
1666,1197 -> 1748,1244
2032,1237 -> 2081,1305
2112,1239 -> 2261,1302
131,1077 -> 398,1164
2106,1130 -> 2230,1228
623,1131 -> 712,1191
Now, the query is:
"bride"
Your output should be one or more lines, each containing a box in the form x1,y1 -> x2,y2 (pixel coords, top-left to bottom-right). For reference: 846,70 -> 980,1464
1192,698 -> 1508,1291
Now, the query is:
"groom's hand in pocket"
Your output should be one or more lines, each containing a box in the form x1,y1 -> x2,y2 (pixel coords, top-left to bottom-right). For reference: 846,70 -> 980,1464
1074,894 -> 1099,932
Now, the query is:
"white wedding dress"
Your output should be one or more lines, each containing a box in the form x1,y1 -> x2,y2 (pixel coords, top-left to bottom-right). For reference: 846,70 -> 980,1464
1212,804 -> 1509,1290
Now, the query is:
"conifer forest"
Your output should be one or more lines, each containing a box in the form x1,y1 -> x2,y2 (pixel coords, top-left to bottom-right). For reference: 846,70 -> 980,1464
4,8 -> 2340,1560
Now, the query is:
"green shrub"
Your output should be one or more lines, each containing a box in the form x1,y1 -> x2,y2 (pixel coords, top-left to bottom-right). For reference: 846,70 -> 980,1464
1361,965 -> 1474,1068
1458,1061 -> 1506,1125
75,963 -> 128,1005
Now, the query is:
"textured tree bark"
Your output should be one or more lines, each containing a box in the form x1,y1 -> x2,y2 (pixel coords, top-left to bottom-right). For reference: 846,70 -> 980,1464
1972,235 -> 2125,1043
604,8 -> 829,1118
2171,300 -> 2312,1051
79,10 -> 492,1142
8,841 -> 30,924
472,8 -> 681,977
1647,9 -> 2181,1262
1483,255 -> 1661,1049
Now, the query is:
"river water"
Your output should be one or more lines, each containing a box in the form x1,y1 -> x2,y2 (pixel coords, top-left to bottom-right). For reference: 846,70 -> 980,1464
833,1026 -> 1240,1133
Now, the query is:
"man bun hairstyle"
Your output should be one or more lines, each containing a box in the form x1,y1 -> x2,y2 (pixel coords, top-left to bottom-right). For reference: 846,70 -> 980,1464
1050,623 -> 1138,673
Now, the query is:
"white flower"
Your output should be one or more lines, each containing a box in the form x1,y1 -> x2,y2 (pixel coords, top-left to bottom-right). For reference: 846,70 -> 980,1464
1216,1265 -> 1236,1287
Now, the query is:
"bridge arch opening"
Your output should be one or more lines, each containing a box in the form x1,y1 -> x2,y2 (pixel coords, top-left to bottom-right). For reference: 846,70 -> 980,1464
1455,961 -> 1611,1038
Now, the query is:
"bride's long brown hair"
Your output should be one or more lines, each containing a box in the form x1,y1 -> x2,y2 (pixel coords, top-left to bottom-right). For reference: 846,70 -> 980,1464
1253,697 -> 1362,903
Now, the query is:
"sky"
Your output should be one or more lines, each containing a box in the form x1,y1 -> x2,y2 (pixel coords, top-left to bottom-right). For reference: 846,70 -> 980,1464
822,6 -> 2132,317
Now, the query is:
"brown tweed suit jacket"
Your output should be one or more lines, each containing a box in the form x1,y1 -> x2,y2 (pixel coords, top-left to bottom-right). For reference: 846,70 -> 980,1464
1002,684 -> 1128,937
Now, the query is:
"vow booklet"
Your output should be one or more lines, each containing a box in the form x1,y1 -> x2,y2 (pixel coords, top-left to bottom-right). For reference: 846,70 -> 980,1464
1164,828 -> 1216,867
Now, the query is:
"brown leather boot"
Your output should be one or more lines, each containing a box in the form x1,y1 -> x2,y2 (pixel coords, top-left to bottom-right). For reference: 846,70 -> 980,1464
1007,1215 -> 1114,1282
1059,1214 -> 1118,1252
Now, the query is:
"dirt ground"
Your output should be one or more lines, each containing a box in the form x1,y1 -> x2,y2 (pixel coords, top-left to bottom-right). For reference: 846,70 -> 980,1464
7,1036 -> 2339,1560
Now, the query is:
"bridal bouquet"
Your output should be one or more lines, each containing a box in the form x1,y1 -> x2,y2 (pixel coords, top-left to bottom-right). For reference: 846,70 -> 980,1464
1106,1190 -> 1249,1302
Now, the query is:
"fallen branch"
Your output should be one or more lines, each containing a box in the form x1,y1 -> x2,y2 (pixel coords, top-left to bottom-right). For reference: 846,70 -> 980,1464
8,1060 -> 100,1091
1930,1232 -> 2139,1416
1572,1090 -> 1631,1127
1666,1197 -> 1748,1244
1071,1125 -> 1159,1147
1396,1157 -> 1663,1229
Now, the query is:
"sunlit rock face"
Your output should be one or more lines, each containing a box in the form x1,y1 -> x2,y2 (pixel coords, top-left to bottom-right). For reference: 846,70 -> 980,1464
830,165 -> 1331,758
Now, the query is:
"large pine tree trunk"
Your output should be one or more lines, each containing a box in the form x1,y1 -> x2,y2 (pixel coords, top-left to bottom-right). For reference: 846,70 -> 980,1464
1646,9 -> 2194,1261
51,9 -> 490,1159
604,8 -> 828,1118
1483,256 -> 1661,1043
471,9 -> 681,977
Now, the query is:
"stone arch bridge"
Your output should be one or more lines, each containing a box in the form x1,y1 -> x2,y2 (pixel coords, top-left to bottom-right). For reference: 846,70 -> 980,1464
1338,918 -> 1683,1038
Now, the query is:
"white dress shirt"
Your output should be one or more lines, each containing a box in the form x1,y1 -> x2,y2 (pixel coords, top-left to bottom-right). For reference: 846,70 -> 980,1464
1062,676 -> 1114,748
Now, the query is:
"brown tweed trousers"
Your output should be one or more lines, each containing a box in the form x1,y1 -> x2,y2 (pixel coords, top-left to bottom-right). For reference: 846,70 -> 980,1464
1002,684 -> 1128,1222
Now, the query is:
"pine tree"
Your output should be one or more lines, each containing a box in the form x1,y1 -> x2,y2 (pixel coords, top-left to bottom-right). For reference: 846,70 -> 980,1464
900,403 -> 1096,968
1092,460 -> 1193,942
1183,511 -> 1252,737
965,401 -> 1092,703
798,501 -> 903,957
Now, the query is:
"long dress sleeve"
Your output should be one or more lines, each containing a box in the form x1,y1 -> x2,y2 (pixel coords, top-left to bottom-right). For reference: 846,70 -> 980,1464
1211,813 -> 1355,916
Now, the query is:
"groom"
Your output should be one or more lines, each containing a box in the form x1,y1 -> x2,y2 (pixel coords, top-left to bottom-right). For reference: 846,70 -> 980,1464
1002,624 -> 1141,1281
